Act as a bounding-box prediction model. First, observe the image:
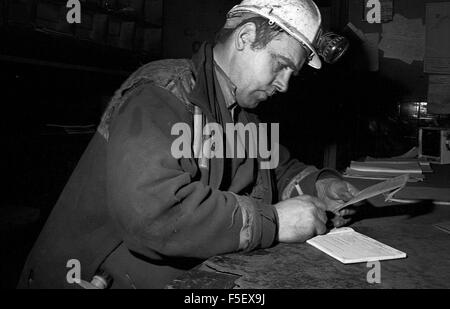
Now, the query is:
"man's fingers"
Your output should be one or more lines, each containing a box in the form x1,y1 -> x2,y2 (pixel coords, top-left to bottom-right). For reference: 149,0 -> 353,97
332,184 -> 353,201
346,183 -> 360,196
337,191 -> 353,202
338,208 -> 356,217
332,216 -> 351,228
329,182 -> 360,204
324,181 -> 354,202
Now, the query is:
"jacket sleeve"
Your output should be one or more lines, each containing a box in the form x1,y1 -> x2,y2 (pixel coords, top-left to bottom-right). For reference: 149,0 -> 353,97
274,144 -> 341,201
105,85 -> 277,261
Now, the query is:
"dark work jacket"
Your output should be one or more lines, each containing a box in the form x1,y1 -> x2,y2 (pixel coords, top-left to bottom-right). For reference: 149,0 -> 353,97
18,44 -> 335,289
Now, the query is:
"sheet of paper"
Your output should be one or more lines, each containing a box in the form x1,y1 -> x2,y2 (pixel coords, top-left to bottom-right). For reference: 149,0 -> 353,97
380,0 -> 394,23
336,174 -> 409,211
425,2 -> 450,74
428,75 -> 450,115
379,14 -> 425,64
307,227 -> 407,264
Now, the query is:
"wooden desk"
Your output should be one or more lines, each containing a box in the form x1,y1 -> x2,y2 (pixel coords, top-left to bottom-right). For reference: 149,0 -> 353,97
168,203 -> 450,289
167,166 -> 450,289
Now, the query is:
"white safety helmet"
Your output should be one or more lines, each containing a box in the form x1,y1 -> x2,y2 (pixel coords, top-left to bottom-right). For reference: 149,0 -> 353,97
227,0 -> 323,69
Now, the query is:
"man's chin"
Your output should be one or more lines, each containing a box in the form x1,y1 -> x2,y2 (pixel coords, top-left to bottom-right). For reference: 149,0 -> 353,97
237,95 -> 267,109
244,102 -> 261,109
249,96 -> 268,108
237,100 -> 259,109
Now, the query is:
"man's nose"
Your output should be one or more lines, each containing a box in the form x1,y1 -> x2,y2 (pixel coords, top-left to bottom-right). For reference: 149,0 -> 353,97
273,70 -> 292,93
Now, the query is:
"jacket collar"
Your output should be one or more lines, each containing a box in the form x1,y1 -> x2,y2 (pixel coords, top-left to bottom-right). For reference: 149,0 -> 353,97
214,61 -> 237,110
189,42 -> 235,126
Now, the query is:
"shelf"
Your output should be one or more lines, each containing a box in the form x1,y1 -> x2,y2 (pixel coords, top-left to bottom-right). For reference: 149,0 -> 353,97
0,24 -> 152,74
2,0 -> 163,65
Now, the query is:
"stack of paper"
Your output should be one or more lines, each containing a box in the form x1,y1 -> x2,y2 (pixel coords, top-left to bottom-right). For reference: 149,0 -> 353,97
364,157 -> 433,173
344,160 -> 427,182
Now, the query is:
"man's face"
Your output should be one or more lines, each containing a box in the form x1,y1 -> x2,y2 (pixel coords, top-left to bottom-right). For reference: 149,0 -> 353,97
233,32 -> 308,109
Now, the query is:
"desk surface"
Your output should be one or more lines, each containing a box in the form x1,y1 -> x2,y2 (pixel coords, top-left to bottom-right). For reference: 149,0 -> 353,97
167,165 -> 450,289
167,203 -> 450,289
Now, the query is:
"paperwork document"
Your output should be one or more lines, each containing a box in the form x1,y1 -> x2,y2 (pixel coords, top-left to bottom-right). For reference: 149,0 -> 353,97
336,174 -> 409,212
307,227 -> 407,264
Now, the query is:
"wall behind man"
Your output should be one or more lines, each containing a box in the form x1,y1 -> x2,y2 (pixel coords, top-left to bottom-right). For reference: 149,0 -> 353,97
163,0 -> 339,58
348,0 -> 450,101
163,0 -> 239,58
333,0 -> 450,169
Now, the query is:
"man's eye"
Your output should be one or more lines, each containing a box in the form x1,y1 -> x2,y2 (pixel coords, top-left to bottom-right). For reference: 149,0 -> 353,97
275,62 -> 287,72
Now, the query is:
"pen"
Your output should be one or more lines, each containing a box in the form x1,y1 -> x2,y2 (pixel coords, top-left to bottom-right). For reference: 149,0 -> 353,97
295,184 -> 303,196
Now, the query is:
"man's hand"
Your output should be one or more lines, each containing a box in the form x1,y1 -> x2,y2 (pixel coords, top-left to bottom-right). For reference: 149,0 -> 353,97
315,178 -> 359,227
275,195 -> 328,243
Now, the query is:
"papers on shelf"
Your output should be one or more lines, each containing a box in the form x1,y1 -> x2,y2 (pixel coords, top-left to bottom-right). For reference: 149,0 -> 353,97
307,227 -> 407,264
344,159 -> 431,182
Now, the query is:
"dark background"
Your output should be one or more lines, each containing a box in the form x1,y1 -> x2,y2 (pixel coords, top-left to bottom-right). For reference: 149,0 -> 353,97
1,0 -> 449,288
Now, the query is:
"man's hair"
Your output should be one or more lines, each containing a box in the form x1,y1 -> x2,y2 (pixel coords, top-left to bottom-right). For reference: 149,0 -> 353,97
215,16 -> 284,49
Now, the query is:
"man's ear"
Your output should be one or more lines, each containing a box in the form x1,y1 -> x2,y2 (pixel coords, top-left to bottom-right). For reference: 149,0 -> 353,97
235,22 -> 257,51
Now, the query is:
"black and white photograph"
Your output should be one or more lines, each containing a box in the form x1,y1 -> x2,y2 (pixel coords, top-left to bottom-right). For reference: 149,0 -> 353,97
1,0 -> 449,292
